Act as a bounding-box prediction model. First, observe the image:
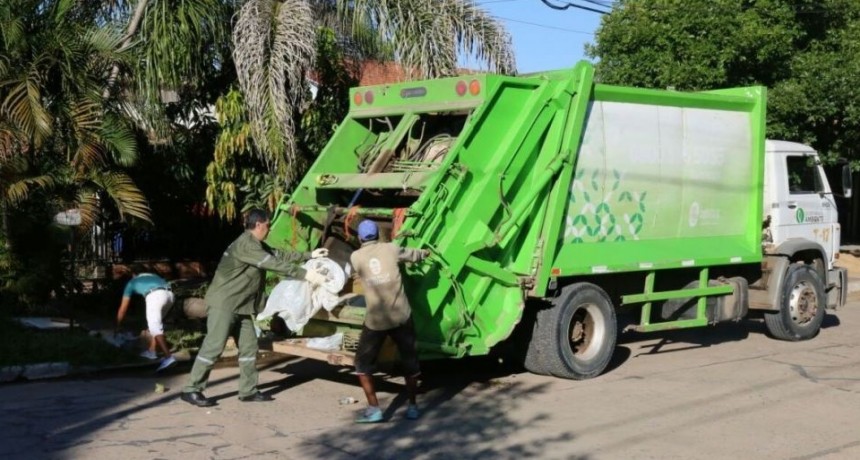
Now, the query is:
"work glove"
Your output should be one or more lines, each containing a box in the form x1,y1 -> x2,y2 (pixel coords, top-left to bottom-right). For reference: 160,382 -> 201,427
311,248 -> 329,259
304,267 -> 327,286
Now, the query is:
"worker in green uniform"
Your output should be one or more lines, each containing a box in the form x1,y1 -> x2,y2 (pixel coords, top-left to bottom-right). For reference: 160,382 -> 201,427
180,208 -> 328,407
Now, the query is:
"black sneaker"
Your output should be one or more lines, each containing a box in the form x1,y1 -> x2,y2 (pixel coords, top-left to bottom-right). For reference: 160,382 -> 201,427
180,391 -> 216,407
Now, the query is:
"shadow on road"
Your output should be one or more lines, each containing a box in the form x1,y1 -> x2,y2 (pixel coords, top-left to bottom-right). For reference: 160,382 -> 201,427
0,359 -> 281,459
267,356 -> 586,459
614,310 -> 843,363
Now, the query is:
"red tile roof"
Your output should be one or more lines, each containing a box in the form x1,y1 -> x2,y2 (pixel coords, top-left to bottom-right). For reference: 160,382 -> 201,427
308,60 -> 481,87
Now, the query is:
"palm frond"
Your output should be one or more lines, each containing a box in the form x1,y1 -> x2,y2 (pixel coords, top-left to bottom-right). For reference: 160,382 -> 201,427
0,10 -> 24,59
0,155 -> 56,205
5,173 -> 57,206
75,190 -> 101,229
343,0 -> 515,77
86,170 -> 151,223
99,113 -> 138,167
116,96 -> 172,144
0,125 -> 23,161
84,24 -> 130,65
52,0 -> 75,23
233,0 -> 316,178
1,67 -> 53,147
441,0 -> 516,74
135,0 -> 231,103
314,0 -> 390,62
73,141 -> 107,170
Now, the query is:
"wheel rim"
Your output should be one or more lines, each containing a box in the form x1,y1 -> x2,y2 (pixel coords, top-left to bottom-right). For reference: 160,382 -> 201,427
788,280 -> 819,325
568,303 -> 605,361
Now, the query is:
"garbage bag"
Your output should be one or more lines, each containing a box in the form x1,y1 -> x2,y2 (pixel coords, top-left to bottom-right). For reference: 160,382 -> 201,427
258,279 -> 311,332
303,258 -> 346,295
258,257 -> 346,332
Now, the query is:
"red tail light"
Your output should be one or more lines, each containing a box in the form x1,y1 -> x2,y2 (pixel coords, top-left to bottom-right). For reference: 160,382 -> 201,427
364,90 -> 374,104
353,92 -> 363,105
456,80 -> 467,96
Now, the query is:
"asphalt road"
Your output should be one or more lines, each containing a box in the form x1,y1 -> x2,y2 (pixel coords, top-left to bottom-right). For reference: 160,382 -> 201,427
3,299 -> 860,460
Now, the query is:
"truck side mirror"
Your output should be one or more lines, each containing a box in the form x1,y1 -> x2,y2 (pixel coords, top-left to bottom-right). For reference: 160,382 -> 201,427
842,164 -> 853,199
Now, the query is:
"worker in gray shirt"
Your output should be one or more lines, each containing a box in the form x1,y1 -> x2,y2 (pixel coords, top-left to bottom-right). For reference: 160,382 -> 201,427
349,219 -> 428,423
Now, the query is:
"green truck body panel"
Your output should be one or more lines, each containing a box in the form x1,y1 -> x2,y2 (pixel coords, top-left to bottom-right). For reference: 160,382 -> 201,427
266,61 -> 767,359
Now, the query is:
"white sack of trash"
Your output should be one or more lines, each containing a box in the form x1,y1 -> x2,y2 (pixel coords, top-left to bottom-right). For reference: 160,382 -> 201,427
257,257 -> 346,333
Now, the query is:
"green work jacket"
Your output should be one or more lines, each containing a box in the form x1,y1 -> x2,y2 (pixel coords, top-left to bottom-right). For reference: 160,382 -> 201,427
205,231 -> 309,315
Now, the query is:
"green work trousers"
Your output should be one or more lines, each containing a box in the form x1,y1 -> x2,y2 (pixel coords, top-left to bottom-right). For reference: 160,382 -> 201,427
183,306 -> 259,398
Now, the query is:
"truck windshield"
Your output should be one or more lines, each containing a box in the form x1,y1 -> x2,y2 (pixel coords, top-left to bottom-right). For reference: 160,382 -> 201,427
786,155 -> 824,194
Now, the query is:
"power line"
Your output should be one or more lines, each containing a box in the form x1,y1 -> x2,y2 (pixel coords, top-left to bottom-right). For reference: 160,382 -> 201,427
493,15 -> 596,35
477,0 -> 526,4
581,0 -> 616,8
540,0 -> 610,14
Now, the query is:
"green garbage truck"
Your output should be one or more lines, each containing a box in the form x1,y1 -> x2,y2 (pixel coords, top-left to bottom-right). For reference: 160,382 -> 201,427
266,60 -> 852,379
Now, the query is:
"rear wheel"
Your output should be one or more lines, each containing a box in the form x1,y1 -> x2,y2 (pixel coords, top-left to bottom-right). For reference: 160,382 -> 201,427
528,283 -> 617,379
764,264 -> 825,341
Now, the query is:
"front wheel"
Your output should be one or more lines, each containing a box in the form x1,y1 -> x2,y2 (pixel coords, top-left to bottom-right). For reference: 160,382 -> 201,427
764,264 -> 826,341
531,283 -> 617,379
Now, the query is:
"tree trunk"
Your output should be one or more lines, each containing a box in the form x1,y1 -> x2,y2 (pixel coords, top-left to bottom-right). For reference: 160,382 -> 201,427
103,0 -> 151,98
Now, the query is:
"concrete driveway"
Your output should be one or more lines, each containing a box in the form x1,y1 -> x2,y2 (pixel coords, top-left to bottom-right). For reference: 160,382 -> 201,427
3,300 -> 860,460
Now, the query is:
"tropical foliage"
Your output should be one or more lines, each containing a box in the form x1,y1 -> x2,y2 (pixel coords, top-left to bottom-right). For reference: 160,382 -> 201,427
0,0 -> 233,306
0,0 -> 150,227
0,0 -> 514,307
208,0 -> 515,219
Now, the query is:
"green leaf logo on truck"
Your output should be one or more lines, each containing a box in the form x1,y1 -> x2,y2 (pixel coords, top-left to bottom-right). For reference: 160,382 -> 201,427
565,168 -> 646,243
795,208 -> 805,224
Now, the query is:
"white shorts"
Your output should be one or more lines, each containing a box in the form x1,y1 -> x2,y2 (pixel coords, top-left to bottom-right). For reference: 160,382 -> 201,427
145,289 -> 175,336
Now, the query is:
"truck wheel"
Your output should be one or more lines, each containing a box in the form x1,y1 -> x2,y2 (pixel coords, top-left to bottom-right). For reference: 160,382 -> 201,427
522,306 -> 550,376
534,283 -> 617,379
764,264 -> 825,341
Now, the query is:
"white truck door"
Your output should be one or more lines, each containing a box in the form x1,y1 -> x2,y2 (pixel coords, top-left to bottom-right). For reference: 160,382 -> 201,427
773,153 -> 837,263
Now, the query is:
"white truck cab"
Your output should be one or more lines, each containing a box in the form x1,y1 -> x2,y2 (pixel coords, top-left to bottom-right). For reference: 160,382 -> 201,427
760,139 -> 852,317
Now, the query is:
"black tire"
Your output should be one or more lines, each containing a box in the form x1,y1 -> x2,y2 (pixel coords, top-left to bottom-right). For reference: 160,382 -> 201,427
531,283 -> 617,379
764,264 -> 826,341
522,306 -> 550,375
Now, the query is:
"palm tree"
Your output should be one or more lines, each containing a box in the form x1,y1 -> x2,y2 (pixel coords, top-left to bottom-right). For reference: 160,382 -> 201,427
231,0 -> 516,183
0,0 -> 150,227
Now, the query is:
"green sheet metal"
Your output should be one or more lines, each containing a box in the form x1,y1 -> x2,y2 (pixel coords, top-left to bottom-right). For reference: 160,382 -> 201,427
266,61 -> 767,359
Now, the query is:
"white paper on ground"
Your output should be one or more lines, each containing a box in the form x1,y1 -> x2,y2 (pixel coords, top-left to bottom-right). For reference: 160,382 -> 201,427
306,332 -> 343,351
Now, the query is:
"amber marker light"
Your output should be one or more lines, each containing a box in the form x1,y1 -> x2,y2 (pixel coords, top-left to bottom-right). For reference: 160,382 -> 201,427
469,79 -> 481,95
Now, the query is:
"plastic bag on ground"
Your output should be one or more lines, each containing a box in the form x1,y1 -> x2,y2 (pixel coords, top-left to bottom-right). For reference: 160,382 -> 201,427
306,332 -> 343,351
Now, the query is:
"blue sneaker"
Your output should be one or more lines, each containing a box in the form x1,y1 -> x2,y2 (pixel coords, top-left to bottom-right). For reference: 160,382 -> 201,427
355,406 -> 383,424
406,404 -> 420,420
156,356 -> 177,372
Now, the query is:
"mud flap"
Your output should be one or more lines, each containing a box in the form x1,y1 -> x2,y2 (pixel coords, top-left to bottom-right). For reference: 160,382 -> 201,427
827,267 -> 848,309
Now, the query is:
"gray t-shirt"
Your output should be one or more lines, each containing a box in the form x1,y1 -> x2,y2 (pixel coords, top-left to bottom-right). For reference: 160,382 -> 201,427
350,241 -> 425,331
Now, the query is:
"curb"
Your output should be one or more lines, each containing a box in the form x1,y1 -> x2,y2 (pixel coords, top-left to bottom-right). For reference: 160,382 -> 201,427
0,360 -> 167,383
0,362 -> 70,382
